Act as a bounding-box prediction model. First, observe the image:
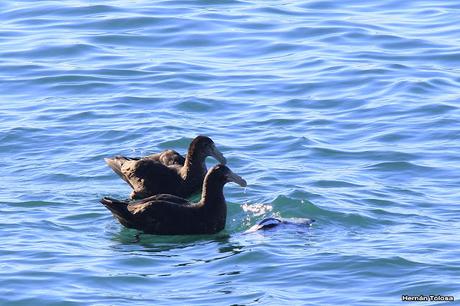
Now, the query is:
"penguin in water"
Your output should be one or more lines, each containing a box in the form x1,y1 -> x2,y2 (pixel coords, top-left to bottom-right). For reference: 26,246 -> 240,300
245,217 -> 315,233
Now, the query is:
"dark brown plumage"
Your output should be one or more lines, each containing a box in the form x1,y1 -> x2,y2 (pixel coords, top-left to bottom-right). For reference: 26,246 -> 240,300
100,164 -> 247,235
142,149 -> 186,166
104,136 -> 227,199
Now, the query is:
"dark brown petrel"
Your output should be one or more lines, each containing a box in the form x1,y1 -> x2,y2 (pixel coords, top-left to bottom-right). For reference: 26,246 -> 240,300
104,136 -> 227,199
100,164 -> 247,235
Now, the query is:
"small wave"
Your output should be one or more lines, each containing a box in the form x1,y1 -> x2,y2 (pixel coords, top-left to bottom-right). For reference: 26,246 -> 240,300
2,200 -> 60,208
311,180 -> 363,188
367,161 -> 435,172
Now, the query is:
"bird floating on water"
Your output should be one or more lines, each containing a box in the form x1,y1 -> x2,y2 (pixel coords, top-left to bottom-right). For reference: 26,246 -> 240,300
101,164 -> 246,235
105,136 -> 227,199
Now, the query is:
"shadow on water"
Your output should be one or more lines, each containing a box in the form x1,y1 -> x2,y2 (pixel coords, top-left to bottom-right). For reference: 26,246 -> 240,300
109,227 -> 244,255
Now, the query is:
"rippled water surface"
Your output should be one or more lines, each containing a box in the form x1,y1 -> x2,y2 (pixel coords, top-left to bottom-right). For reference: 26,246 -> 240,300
1,0 -> 460,305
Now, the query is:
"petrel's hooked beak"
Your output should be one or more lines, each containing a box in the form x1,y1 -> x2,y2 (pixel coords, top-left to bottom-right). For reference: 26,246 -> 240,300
226,170 -> 247,187
210,144 -> 227,165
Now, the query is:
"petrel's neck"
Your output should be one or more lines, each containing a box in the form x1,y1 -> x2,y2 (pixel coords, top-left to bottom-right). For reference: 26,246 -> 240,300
200,177 -> 226,209
199,172 -> 228,233
181,146 -> 207,181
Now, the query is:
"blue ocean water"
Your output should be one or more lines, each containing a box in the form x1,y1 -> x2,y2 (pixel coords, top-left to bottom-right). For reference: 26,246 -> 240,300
1,0 -> 460,304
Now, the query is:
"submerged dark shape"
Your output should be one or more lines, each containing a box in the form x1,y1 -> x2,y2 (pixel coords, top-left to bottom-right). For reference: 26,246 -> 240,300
105,136 -> 227,199
101,164 -> 247,235
246,217 -> 315,232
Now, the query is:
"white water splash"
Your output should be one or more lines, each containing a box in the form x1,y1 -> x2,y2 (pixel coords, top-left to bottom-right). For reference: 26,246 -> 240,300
241,202 -> 273,216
